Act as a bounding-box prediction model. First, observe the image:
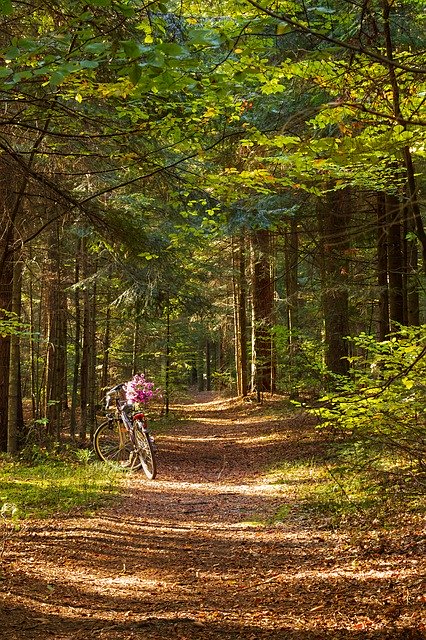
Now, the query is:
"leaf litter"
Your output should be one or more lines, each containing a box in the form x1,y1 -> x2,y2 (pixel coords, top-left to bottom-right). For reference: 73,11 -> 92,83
0,393 -> 424,639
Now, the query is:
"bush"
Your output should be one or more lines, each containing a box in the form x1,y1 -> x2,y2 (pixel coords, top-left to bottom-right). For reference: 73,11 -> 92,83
312,326 -> 426,490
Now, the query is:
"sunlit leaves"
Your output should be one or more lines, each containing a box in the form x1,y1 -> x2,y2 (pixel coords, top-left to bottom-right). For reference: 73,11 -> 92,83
0,311 -> 29,337
312,326 -> 426,473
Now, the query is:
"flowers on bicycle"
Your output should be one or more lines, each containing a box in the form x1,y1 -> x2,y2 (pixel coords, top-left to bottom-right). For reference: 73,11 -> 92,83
124,374 -> 161,405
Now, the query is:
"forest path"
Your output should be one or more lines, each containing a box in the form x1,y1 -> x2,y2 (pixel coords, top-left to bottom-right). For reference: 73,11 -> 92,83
1,394 -> 424,639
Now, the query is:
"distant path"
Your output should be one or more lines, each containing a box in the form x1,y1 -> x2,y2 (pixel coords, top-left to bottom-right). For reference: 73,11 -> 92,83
1,395 -> 424,639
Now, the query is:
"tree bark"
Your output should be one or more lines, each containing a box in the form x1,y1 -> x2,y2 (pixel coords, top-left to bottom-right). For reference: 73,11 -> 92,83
7,258 -> 24,454
79,239 -> 97,440
70,238 -> 82,440
232,234 -> 248,397
45,222 -> 68,438
318,188 -> 350,377
377,193 -> 390,340
0,161 -> 20,451
386,193 -> 404,329
284,217 -> 299,348
250,229 -> 276,394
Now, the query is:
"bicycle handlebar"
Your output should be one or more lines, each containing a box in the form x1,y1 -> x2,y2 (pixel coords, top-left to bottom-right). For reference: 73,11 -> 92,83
105,383 -> 125,410
109,383 -> 125,393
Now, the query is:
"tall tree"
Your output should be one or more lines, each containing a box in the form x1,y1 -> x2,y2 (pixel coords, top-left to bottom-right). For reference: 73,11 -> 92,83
250,228 -> 276,394
318,188 -> 350,377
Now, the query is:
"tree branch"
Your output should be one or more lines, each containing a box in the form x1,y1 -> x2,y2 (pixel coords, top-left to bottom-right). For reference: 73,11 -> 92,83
245,0 -> 426,74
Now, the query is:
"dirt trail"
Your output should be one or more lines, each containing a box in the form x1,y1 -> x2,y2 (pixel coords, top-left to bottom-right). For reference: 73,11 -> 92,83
1,395 -> 425,639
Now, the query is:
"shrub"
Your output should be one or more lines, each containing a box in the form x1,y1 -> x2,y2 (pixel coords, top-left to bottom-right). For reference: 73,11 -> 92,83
313,326 -> 426,488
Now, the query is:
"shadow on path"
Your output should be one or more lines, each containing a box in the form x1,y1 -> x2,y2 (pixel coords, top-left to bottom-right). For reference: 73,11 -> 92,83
1,396 -> 424,639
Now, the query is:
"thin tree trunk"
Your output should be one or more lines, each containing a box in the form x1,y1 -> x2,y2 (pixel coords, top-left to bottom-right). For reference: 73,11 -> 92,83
206,340 -> 212,391
45,223 -> 67,439
100,302 -> 111,392
232,234 -> 249,397
88,278 -> 97,439
404,195 -> 420,326
28,245 -> 39,421
197,336 -> 205,392
165,306 -> 170,415
70,239 -> 82,439
0,162 -> 18,451
0,254 -> 12,451
377,193 -> 390,340
284,218 -> 299,336
132,301 -> 140,376
7,258 -> 23,454
238,235 -> 248,396
79,239 -> 90,440
232,238 -> 242,395
386,194 -> 404,329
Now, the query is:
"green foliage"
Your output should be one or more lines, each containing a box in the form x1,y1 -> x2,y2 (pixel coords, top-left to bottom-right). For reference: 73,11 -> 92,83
0,310 -> 29,337
273,325 -> 328,395
271,459 -> 373,520
0,451 -> 121,519
271,454 -> 423,527
313,326 -> 426,481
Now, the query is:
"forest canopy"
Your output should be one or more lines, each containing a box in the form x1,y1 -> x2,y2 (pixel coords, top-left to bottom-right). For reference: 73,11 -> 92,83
0,0 -> 425,491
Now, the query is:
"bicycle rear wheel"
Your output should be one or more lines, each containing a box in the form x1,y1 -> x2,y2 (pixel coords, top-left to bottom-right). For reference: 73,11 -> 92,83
93,419 -> 142,470
134,419 -> 157,479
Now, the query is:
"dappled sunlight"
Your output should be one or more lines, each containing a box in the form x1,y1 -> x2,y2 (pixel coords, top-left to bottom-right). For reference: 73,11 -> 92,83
9,501 -> 423,632
7,514 -> 424,639
130,478 -> 284,495
2,396 -> 424,640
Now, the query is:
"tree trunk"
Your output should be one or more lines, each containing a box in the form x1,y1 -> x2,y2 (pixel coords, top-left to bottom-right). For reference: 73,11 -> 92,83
206,339 -> 212,391
79,239 -> 97,440
45,223 -> 68,439
0,162 -> 18,451
232,234 -> 248,397
165,306 -> 170,415
250,229 -> 276,394
377,193 -> 390,340
7,258 -> 24,454
70,238 -> 82,440
403,196 -> 420,326
131,300 -> 140,376
318,188 -> 350,377
197,336 -> 205,392
284,218 -> 299,336
100,302 -> 111,392
386,193 -> 404,329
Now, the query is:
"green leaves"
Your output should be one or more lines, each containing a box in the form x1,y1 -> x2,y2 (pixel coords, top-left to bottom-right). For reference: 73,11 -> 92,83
0,0 -> 12,15
0,311 -> 29,337
312,326 -> 426,476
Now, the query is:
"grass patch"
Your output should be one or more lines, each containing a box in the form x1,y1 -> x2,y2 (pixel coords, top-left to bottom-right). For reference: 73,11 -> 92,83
0,451 -> 122,520
148,412 -> 182,433
269,453 -> 425,527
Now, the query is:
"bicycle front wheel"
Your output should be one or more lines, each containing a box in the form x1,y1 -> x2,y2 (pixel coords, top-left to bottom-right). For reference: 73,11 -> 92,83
94,419 -> 142,470
134,420 -> 157,480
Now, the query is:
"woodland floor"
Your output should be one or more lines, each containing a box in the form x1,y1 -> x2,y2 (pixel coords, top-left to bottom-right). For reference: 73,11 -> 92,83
0,393 -> 425,640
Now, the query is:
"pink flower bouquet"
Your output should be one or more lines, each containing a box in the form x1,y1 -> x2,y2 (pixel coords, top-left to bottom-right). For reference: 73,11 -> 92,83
123,374 -> 161,405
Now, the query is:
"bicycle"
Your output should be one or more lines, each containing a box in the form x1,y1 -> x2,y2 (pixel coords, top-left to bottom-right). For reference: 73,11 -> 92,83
93,383 -> 157,479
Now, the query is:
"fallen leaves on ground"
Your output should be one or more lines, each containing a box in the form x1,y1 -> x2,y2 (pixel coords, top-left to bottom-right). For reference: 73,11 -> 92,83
1,393 -> 424,639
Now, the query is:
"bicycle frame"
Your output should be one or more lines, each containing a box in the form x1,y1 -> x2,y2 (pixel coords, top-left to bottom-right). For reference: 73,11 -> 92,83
98,383 -> 157,479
